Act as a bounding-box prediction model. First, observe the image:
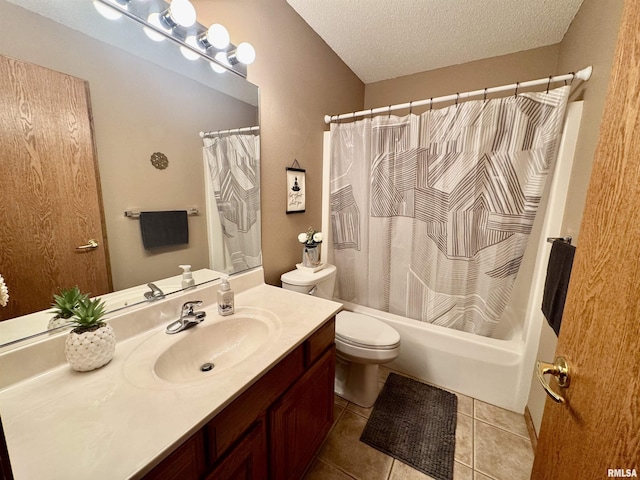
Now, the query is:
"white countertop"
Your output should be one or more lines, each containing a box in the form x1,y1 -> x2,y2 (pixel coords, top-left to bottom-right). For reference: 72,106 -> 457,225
0,270 -> 342,479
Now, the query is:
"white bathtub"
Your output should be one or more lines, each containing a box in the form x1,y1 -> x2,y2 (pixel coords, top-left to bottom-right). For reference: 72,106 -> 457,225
322,102 -> 583,414
338,299 -> 529,412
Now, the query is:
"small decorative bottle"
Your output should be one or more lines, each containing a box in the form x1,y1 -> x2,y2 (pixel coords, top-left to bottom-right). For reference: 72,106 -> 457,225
217,275 -> 235,316
179,264 -> 195,289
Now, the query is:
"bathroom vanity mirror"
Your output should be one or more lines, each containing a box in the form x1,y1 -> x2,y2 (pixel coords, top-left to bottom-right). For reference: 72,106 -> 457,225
0,0 -> 261,347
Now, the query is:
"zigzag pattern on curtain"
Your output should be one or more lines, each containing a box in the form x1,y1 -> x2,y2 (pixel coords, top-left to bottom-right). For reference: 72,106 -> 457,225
330,86 -> 570,337
203,134 -> 261,273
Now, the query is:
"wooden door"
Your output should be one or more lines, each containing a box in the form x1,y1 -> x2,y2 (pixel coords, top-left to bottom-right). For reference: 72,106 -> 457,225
531,1 -> 640,477
0,55 -> 112,321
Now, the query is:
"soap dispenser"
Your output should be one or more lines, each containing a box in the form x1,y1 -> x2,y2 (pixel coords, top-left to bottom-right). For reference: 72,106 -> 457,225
217,275 -> 234,316
179,265 -> 195,289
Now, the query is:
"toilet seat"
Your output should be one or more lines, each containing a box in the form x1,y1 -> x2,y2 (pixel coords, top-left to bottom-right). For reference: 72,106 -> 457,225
336,311 -> 400,350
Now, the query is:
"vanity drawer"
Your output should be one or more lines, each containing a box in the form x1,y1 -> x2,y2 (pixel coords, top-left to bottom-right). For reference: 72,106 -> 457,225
304,316 -> 335,367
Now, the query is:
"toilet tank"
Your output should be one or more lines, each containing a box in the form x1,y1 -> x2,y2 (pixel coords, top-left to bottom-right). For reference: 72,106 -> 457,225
280,264 -> 337,299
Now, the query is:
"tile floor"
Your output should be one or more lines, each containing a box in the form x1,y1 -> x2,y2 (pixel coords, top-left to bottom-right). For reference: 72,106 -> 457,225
303,366 -> 534,480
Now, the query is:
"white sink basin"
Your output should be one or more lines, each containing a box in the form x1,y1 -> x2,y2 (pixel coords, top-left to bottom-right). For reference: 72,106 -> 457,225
124,307 -> 281,387
155,317 -> 270,383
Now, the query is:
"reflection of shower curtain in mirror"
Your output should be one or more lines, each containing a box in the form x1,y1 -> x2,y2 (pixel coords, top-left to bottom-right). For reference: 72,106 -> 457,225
330,86 -> 570,337
203,134 -> 261,273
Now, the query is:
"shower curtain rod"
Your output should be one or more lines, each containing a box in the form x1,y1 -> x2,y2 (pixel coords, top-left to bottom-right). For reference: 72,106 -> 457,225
199,126 -> 260,138
324,65 -> 592,124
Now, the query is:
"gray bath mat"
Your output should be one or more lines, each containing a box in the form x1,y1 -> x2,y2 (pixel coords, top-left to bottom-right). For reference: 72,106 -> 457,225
360,373 -> 457,480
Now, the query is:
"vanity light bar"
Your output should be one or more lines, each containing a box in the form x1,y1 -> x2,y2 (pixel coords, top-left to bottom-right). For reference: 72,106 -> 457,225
92,0 -> 253,78
124,208 -> 199,218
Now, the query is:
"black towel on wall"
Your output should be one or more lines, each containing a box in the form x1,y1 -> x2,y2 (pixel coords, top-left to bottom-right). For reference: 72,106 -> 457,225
541,240 -> 576,337
139,210 -> 189,250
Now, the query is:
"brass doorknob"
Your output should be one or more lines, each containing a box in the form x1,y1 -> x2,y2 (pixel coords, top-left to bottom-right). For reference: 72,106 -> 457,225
536,356 -> 570,404
76,239 -> 98,251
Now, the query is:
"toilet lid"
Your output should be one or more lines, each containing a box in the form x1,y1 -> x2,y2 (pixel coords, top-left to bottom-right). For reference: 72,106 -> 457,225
336,311 -> 400,349
280,264 -> 336,286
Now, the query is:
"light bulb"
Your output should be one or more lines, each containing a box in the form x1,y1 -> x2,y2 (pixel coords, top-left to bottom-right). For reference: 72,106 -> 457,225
200,24 -> 230,50
211,52 -> 231,74
93,0 -> 124,20
235,42 -> 256,65
161,0 -> 197,28
144,13 -> 168,42
180,36 -> 202,61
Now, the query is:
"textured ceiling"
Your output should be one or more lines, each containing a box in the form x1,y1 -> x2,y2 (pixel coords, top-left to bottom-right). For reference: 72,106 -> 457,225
286,0 -> 584,84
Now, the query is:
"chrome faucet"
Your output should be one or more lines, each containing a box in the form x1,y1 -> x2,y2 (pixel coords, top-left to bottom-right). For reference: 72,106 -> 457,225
144,283 -> 165,301
166,301 -> 206,334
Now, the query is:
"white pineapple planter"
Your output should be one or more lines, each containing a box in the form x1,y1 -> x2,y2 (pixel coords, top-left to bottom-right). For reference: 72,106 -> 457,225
65,323 -> 116,372
47,315 -> 70,333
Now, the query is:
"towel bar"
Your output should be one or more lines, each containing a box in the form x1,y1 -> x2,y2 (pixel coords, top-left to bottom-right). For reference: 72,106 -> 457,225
124,208 -> 199,218
546,236 -> 572,245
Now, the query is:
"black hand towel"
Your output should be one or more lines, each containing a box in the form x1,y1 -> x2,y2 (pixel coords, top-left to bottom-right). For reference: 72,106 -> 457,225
139,210 -> 189,250
541,240 -> 576,336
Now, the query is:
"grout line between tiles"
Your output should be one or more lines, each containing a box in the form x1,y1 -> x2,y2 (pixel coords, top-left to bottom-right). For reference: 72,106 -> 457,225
475,466 -> 500,480
471,398 -> 476,475
473,417 -> 532,442
319,456 -> 359,480
472,398 -> 532,443
385,459 -> 394,480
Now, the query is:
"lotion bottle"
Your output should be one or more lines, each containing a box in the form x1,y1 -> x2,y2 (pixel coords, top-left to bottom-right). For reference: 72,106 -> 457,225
217,275 -> 234,316
179,265 -> 195,289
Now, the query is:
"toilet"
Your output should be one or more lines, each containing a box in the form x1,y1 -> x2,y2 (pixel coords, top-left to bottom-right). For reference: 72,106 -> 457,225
281,264 -> 401,407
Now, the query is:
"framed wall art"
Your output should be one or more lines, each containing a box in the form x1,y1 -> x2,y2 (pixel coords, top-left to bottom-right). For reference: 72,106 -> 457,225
286,165 -> 306,213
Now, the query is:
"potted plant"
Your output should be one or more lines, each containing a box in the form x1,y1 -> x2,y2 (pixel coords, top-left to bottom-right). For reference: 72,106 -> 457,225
64,296 -> 116,372
298,227 -> 323,267
48,286 -> 87,331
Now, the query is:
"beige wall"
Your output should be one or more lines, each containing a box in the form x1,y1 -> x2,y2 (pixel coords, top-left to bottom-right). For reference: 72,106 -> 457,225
527,0 -> 624,435
195,0 -> 365,285
0,1 -> 257,292
556,0 -> 625,239
364,45 -> 560,111
92,55 -> 256,290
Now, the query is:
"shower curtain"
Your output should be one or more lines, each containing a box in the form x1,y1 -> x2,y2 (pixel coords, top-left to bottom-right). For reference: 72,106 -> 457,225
203,133 -> 261,273
330,86 -> 570,337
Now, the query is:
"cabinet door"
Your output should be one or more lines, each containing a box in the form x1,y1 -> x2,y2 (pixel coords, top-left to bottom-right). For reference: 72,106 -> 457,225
205,420 -> 267,480
143,431 -> 206,480
0,417 -> 13,480
270,347 -> 335,480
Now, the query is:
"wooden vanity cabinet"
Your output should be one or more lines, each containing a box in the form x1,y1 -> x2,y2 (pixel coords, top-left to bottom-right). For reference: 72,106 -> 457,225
270,347 -> 335,479
204,420 -> 267,480
143,432 -> 206,480
206,346 -> 305,461
143,317 -> 335,480
0,417 -> 13,480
